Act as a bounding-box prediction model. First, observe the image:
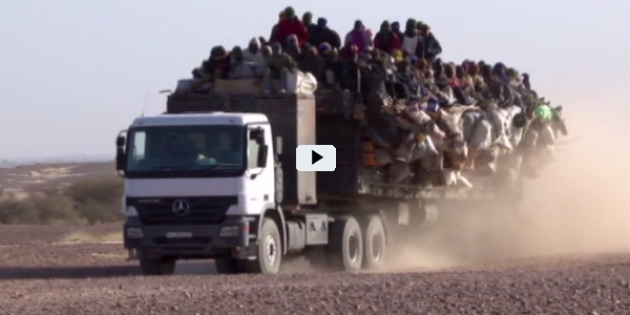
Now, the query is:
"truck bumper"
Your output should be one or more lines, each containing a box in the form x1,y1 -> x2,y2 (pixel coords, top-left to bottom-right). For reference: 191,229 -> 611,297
123,216 -> 255,259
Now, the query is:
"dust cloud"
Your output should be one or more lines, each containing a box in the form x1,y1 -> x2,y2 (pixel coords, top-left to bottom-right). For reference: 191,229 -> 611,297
383,102 -> 630,272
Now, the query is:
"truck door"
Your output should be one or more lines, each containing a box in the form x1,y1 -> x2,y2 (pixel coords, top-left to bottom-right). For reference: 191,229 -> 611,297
244,124 -> 276,213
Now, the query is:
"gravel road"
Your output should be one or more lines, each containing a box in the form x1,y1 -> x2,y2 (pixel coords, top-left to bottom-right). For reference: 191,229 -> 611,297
1,224 -> 629,315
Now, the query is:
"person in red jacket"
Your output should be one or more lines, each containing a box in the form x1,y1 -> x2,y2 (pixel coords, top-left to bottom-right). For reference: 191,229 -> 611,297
274,7 -> 308,47
373,20 -> 401,54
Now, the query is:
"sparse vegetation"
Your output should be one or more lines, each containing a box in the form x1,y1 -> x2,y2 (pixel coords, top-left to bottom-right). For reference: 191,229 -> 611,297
0,175 -> 124,225
59,230 -> 123,243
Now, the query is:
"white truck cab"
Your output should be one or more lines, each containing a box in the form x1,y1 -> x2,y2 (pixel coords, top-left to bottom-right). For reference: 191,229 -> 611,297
117,112 -> 285,274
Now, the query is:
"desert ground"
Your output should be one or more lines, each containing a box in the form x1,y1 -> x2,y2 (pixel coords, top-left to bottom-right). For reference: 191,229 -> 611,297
1,223 -> 630,315
2,110 -> 630,315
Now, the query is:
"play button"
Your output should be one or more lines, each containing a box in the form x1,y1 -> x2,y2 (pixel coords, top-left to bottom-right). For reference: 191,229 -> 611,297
311,150 -> 323,165
296,145 -> 336,172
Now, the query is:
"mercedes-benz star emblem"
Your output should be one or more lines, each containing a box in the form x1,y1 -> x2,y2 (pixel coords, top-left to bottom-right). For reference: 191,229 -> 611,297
172,199 -> 191,216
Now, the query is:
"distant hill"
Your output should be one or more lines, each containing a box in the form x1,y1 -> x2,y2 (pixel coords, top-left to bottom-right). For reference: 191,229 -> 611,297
0,161 -> 115,199
0,154 -> 113,168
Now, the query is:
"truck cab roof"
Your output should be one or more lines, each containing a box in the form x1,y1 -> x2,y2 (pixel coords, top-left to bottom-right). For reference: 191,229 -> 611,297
130,112 -> 269,127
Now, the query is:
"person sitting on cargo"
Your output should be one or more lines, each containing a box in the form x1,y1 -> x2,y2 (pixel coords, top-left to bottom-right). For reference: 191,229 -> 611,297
341,45 -> 368,93
395,60 -> 418,91
474,64 -> 494,100
432,59 -> 447,89
522,72 -> 531,90
261,43 -> 297,93
465,61 -> 485,91
444,63 -> 462,88
243,37 -> 265,65
284,34 -> 303,61
418,24 -> 442,62
205,46 -> 231,80
317,42 -> 332,56
401,19 -> 423,58
227,46 -> 261,80
487,62 -> 516,105
373,21 -> 402,54
391,22 -> 404,44
338,43 -> 354,60
322,47 -> 344,90
269,11 -> 285,44
176,46 -> 230,95
455,65 -> 471,88
344,20 -> 373,54
302,12 -> 317,35
458,63 -> 485,102
366,49 -> 388,78
191,61 -> 206,79
299,46 -> 325,81
308,18 -> 342,50
414,58 -> 432,84
274,6 -> 308,47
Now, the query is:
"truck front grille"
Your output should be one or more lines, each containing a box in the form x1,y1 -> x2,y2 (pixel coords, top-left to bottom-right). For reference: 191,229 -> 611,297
127,196 -> 237,225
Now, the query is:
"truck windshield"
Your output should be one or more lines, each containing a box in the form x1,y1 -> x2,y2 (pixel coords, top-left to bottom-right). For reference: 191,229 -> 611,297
125,125 -> 245,177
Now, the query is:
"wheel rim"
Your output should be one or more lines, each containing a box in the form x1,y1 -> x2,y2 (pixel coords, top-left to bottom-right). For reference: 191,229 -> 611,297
371,233 -> 383,261
348,233 -> 359,262
265,235 -> 277,266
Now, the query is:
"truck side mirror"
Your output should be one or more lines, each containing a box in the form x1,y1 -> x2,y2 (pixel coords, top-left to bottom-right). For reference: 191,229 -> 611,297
116,135 -> 125,147
257,145 -> 268,168
115,134 -> 126,172
250,128 -> 265,145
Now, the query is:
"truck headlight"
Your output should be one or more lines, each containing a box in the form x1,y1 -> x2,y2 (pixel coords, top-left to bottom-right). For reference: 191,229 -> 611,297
219,226 -> 240,238
126,227 -> 144,238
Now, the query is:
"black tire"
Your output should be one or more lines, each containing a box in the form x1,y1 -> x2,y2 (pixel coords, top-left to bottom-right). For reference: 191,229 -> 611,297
139,258 -> 176,275
330,216 -> 363,272
214,258 -> 237,274
363,215 -> 387,270
237,217 -> 282,274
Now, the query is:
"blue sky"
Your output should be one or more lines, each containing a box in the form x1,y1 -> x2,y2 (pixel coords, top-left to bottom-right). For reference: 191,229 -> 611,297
0,0 -> 628,159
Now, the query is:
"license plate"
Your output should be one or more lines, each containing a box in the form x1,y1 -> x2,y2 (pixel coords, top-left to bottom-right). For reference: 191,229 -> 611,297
166,232 -> 192,238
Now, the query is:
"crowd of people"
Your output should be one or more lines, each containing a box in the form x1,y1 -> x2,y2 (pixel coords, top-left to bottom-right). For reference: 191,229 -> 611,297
183,6 -> 545,113
175,6 -> 567,186
183,7 -> 444,95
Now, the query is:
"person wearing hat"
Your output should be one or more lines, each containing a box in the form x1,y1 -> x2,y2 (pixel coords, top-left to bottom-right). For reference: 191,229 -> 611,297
274,6 -> 308,47
344,20 -> 373,53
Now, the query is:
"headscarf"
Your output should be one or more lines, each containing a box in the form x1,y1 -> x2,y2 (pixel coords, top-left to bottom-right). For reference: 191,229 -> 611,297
319,42 -> 332,54
533,104 -> 553,122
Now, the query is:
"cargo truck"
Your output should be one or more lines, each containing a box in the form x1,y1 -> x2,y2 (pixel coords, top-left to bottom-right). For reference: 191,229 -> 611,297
117,85 -> 520,275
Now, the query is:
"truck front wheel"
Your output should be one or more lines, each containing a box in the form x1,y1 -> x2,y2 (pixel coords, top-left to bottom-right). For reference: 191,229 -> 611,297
139,257 -> 176,275
330,216 -> 363,272
237,217 -> 282,274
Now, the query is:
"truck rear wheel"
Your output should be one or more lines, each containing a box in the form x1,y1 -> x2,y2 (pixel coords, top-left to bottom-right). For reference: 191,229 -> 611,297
330,216 -> 363,272
139,257 -> 176,275
237,217 -> 282,274
363,215 -> 387,270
